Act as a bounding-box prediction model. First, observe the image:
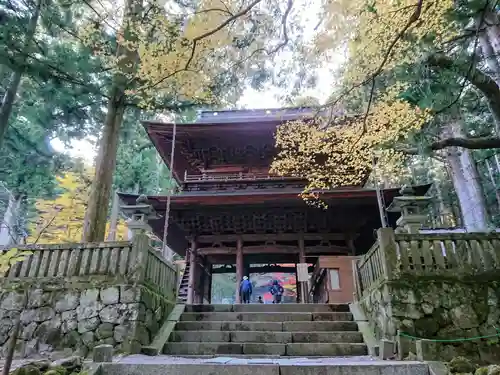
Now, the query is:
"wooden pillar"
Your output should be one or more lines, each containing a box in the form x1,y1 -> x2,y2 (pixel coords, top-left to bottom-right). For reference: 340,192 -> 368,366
196,258 -> 204,304
208,264 -> 213,304
298,236 -> 308,304
346,235 -> 356,256
235,237 -> 243,303
295,262 -> 301,303
187,239 -> 197,305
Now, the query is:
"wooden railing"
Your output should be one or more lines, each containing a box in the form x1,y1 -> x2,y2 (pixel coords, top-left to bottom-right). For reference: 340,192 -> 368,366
355,229 -> 500,299
1,242 -> 134,279
356,241 -> 384,296
1,236 -> 179,301
395,233 -> 500,273
308,260 -> 326,303
145,247 -> 178,300
184,172 -> 296,182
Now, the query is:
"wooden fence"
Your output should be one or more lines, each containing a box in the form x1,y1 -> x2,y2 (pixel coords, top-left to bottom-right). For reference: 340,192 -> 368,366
0,237 -> 178,301
355,241 -> 384,296
1,242 -> 134,279
395,233 -> 500,273
355,229 -> 500,298
145,247 -> 178,300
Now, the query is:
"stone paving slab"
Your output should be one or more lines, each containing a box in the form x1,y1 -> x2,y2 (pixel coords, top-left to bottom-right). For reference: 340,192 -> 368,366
113,354 -> 426,366
102,363 -> 280,375
279,363 -> 429,375
109,355 -> 428,374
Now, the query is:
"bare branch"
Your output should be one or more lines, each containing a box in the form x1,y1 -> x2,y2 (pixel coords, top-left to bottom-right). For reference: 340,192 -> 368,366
323,0 -> 424,116
31,208 -> 62,245
426,53 -> 500,128
184,0 -> 263,69
145,0 -> 292,91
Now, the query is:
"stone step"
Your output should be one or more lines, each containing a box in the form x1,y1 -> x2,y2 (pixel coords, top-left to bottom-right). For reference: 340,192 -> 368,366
179,312 -> 353,322
170,331 -> 231,342
175,321 -> 359,332
101,362 -> 429,375
175,321 -> 283,332
290,331 -> 364,343
163,342 -> 368,356
282,321 -> 359,332
170,330 -> 365,344
286,343 -> 368,356
184,304 -> 350,313
164,342 -> 243,355
233,303 -> 351,313
230,331 -> 292,344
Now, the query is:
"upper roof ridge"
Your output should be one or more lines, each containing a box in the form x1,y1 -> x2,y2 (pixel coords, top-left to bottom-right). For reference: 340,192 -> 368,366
195,107 -> 331,123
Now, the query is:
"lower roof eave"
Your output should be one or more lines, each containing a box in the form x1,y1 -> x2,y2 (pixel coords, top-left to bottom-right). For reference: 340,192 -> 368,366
118,184 -> 432,210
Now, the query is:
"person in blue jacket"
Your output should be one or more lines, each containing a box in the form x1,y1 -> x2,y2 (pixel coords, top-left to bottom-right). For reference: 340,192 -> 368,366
239,276 -> 252,304
269,279 -> 284,304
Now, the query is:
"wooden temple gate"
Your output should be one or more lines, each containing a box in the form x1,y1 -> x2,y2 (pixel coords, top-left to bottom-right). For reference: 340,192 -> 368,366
118,108 -> 431,304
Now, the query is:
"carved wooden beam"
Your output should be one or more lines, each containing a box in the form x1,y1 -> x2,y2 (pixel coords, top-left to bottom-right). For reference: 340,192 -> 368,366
196,233 -> 354,243
197,245 -> 350,256
212,265 -> 316,274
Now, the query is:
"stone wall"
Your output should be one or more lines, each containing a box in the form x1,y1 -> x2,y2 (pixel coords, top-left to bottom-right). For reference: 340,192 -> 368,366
359,275 -> 500,363
0,278 -> 174,358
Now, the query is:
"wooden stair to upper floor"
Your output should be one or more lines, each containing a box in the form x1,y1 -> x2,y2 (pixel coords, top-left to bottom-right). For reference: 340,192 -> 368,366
177,262 -> 190,303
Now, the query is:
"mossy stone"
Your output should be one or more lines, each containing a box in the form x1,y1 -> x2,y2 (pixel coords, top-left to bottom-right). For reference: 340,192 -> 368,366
47,365 -> 67,375
448,356 -> 475,374
12,365 -> 41,375
475,368 -> 489,375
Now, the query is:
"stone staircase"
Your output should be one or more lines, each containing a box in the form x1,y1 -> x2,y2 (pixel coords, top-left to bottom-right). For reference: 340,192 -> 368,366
163,303 -> 368,356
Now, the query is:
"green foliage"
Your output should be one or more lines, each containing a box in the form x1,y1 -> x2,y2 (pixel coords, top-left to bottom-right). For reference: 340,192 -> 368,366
113,108 -> 176,195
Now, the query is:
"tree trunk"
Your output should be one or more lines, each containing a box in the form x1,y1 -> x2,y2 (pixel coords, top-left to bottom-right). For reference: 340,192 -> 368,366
106,190 -> 119,241
82,0 -> 141,242
445,118 -> 491,232
82,92 -> 125,242
0,0 -> 43,148
484,8 -> 500,61
476,14 -> 500,87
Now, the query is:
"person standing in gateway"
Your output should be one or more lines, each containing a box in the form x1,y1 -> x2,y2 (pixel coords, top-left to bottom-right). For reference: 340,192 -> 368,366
270,279 -> 284,304
239,276 -> 252,304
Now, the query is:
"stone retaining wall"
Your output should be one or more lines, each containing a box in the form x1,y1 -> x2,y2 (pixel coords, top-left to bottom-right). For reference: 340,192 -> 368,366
359,275 -> 500,363
0,278 -> 174,357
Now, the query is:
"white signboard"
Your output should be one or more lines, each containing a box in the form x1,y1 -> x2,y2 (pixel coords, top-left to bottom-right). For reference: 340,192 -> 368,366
297,263 -> 309,282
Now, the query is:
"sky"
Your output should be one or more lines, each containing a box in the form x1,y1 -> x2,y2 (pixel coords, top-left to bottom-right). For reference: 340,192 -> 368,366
50,78 -> 337,163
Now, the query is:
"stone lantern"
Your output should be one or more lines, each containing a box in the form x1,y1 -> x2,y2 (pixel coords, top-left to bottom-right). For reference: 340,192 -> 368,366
386,185 -> 433,234
120,195 -> 161,237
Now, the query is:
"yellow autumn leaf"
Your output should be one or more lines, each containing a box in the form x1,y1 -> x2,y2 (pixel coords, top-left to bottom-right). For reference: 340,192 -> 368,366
0,248 -> 32,274
27,172 -> 129,244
